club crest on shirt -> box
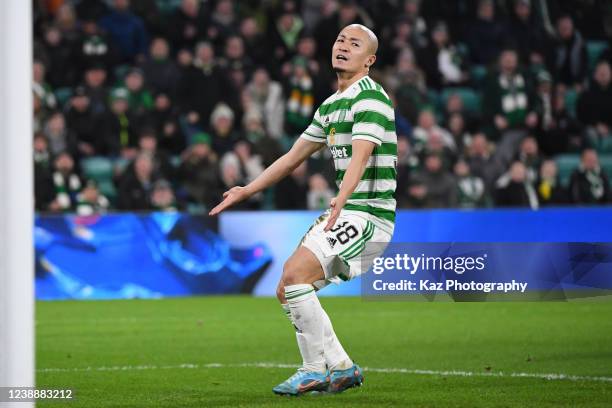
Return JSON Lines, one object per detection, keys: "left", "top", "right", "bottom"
{"left": 329, "top": 127, "right": 336, "bottom": 145}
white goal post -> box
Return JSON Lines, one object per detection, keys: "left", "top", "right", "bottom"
{"left": 0, "top": 1, "right": 34, "bottom": 407}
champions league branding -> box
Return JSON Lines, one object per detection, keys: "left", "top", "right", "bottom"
{"left": 361, "top": 243, "right": 612, "bottom": 301}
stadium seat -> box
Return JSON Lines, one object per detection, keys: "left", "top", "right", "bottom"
{"left": 586, "top": 41, "right": 608, "bottom": 72}
{"left": 81, "top": 156, "right": 114, "bottom": 181}
{"left": 54, "top": 87, "right": 73, "bottom": 107}
{"left": 555, "top": 154, "right": 580, "bottom": 186}
{"left": 441, "top": 87, "right": 482, "bottom": 114}
{"left": 564, "top": 88, "right": 578, "bottom": 118}
{"left": 470, "top": 65, "right": 488, "bottom": 88}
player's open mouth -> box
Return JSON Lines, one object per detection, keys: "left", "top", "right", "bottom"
{"left": 336, "top": 55, "right": 348, "bottom": 61}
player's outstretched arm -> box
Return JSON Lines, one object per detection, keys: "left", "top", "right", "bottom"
{"left": 324, "top": 139, "right": 376, "bottom": 231}
{"left": 209, "top": 138, "right": 325, "bottom": 215}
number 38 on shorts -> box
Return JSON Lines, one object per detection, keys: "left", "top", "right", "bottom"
{"left": 301, "top": 211, "right": 392, "bottom": 282}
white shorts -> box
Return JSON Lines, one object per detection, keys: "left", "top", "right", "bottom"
{"left": 301, "top": 210, "right": 393, "bottom": 287}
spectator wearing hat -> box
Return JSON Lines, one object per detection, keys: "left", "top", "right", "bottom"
{"left": 48, "top": 152, "right": 83, "bottom": 212}
{"left": 150, "top": 179, "right": 181, "bottom": 212}
{"left": 210, "top": 103, "right": 241, "bottom": 156}
{"left": 99, "top": 0, "right": 149, "bottom": 63}
{"left": 569, "top": 149, "right": 611, "bottom": 204}
{"left": 66, "top": 86, "right": 104, "bottom": 158}
{"left": 550, "top": 15, "right": 588, "bottom": 90}
{"left": 577, "top": 61, "right": 612, "bottom": 154}
{"left": 417, "top": 21, "right": 468, "bottom": 90}
{"left": 178, "top": 132, "right": 221, "bottom": 209}
{"left": 100, "top": 87, "right": 141, "bottom": 156}
{"left": 123, "top": 68, "right": 154, "bottom": 114}
{"left": 117, "top": 152, "right": 158, "bottom": 210}
{"left": 139, "top": 37, "right": 181, "bottom": 95}
{"left": 76, "top": 180, "right": 110, "bottom": 215}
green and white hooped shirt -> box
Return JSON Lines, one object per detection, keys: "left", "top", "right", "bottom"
{"left": 300, "top": 76, "right": 398, "bottom": 235}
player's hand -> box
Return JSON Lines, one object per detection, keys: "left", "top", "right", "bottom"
{"left": 208, "top": 186, "right": 250, "bottom": 216}
{"left": 324, "top": 195, "right": 347, "bottom": 232}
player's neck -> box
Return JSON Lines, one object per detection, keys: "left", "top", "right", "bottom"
{"left": 336, "top": 71, "right": 368, "bottom": 93}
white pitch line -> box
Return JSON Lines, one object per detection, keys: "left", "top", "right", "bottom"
{"left": 36, "top": 362, "right": 612, "bottom": 383}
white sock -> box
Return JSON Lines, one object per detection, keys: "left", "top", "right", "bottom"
{"left": 284, "top": 284, "right": 326, "bottom": 373}
{"left": 281, "top": 303, "right": 352, "bottom": 371}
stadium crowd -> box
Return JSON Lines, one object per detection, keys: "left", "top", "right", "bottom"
{"left": 32, "top": 0, "right": 612, "bottom": 214}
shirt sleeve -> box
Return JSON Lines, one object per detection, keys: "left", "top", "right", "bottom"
{"left": 299, "top": 109, "right": 327, "bottom": 144}
{"left": 351, "top": 94, "right": 395, "bottom": 146}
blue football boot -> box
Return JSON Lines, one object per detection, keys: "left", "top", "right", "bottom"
{"left": 328, "top": 364, "right": 364, "bottom": 393}
{"left": 272, "top": 368, "right": 330, "bottom": 396}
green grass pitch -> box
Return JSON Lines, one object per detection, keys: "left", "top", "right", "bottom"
{"left": 37, "top": 297, "right": 612, "bottom": 407}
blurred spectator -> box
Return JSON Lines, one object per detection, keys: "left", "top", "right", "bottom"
{"left": 83, "top": 63, "right": 110, "bottom": 115}
{"left": 483, "top": 49, "right": 538, "bottom": 141}
{"left": 210, "top": 103, "right": 241, "bottom": 156}
{"left": 99, "top": 0, "right": 148, "bottom": 63}
{"left": 140, "top": 37, "right": 180, "bottom": 95}
{"left": 399, "top": 0, "right": 427, "bottom": 47}
{"left": 99, "top": 87, "right": 141, "bottom": 157}
{"left": 535, "top": 72, "right": 583, "bottom": 155}
{"left": 448, "top": 113, "right": 472, "bottom": 154}
{"left": 34, "top": 134, "right": 55, "bottom": 211}
{"left": 550, "top": 15, "right": 588, "bottom": 90}
{"left": 49, "top": 152, "right": 82, "bottom": 212}
{"left": 208, "top": 0, "right": 238, "bottom": 48}
{"left": 515, "top": 136, "right": 541, "bottom": 183}
{"left": 74, "top": 17, "right": 117, "bottom": 75}
{"left": 495, "top": 161, "right": 538, "bottom": 208}
{"left": 409, "top": 154, "right": 457, "bottom": 208}
{"left": 150, "top": 179, "right": 180, "bottom": 211}
{"left": 268, "top": 7, "right": 305, "bottom": 65}
{"left": 43, "top": 111, "right": 78, "bottom": 158}
{"left": 150, "top": 92, "right": 185, "bottom": 155}
{"left": 412, "top": 109, "right": 456, "bottom": 156}
{"left": 220, "top": 35, "right": 253, "bottom": 80}
{"left": 466, "top": 0, "right": 506, "bottom": 65}
{"left": 76, "top": 180, "right": 110, "bottom": 215}
{"left": 41, "top": 24, "right": 77, "bottom": 87}
{"left": 465, "top": 132, "right": 501, "bottom": 186}
{"left": 569, "top": 149, "right": 610, "bottom": 204}
{"left": 166, "top": 0, "right": 209, "bottom": 51}
{"left": 245, "top": 68, "right": 285, "bottom": 139}
{"left": 137, "top": 129, "right": 174, "bottom": 180}
{"left": 395, "top": 136, "right": 420, "bottom": 207}
{"left": 389, "top": 48, "right": 428, "bottom": 124}
{"left": 117, "top": 153, "right": 157, "bottom": 210}
{"left": 177, "top": 42, "right": 235, "bottom": 129}
{"left": 54, "top": 3, "right": 80, "bottom": 43}
{"left": 240, "top": 17, "right": 267, "bottom": 67}
{"left": 577, "top": 61, "right": 612, "bottom": 154}
{"left": 33, "top": 60, "right": 57, "bottom": 113}
{"left": 178, "top": 133, "right": 221, "bottom": 209}
{"left": 504, "top": 0, "right": 548, "bottom": 64}
{"left": 275, "top": 161, "right": 308, "bottom": 209}
{"left": 65, "top": 86, "right": 103, "bottom": 158}
{"left": 454, "top": 159, "right": 487, "bottom": 208}
{"left": 307, "top": 173, "right": 335, "bottom": 210}
{"left": 536, "top": 159, "right": 567, "bottom": 206}
{"left": 220, "top": 141, "right": 264, "bottom": 192}
{"left": 122, "top": 68, "right": 154, "bottom": 115}
{"left": 285, "top": 57, "right": 315, "bottom": 136}
{"left": 418, "top": 21, "right": 468, "bottom": 90}
{"left": 380, "top": 17, "right": 424, "bottom": 67}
